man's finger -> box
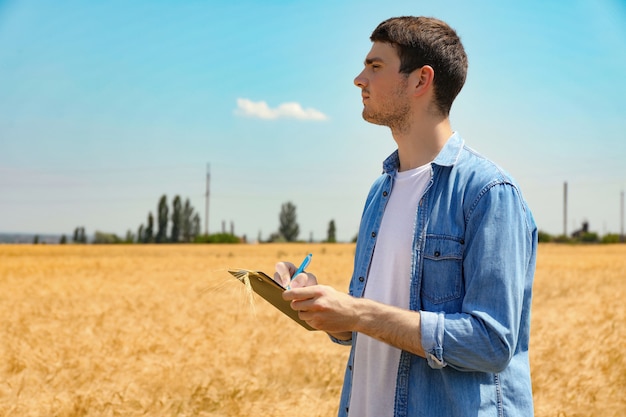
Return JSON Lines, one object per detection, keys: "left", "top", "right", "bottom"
{"left": 289, "top": 273, "right": 309, "bottom": 288}
{"left": 273, "top": 262, "right": 293, "bottom": 287}
{"left": 282, "top": 285, "right": 319, "bottom": 301}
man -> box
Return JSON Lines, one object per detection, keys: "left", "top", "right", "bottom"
{"left": 275, "top": 16, "right": 537, "bottom": 417}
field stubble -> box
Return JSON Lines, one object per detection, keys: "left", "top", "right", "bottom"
{"left": 0, "top": 243, "right": 624, "bottom": 416}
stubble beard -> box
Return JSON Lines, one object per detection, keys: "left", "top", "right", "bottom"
{"left": 362, "top": 103, "right": 411, "bottom": 133}
{"left": 361, "top": 78, "right": 411, "bottom": 133}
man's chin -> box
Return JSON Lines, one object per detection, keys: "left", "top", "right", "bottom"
{"left": 362, "top": 112, "right": 384, "bottom": 126}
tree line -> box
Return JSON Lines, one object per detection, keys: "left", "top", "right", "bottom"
{"left": 39, "top": 202, "right": 624, "bottom": 244}
{"left": 54, "top": 198, "right": 341, "bottom": 244}
{"left": 135, "top": 195, "right": 201, "bottom": 243}
{"left": 62, "top": 195, "right": 202, "bottom": 244}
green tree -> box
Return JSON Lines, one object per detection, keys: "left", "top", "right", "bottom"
{"left": 327, "top": 219, "right": 337, "bottom": 243}
{"left": 137, "top": 224, "right": 144, "bottom": 244}
{"left": 73, "top": 227, "right": 87, "bottom": 244}
{"left": 182, "top": 199, "right": 195, "bottom": 242}
{"left": 171, "top": 195, "right": 182, "bottom": 243}
{"left": 59, "top": 235, "right": 67, "bottom": 244}
{"left": 191, "top": 213, "right": 201, "bottom": 240}
{"left": 156, "top": 195, "right": 169, "bottom": 243}
{"left": 144, "top": 212, "right": 154, "bottom": 243}
{"left": 278, "top": 201, "right": 299, "bottom": 242}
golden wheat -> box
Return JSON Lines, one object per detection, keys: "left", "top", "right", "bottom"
{"left": 0, "top": 243, "right": 624, "bottom": 416}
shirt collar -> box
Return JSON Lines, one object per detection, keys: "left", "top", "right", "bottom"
{"left": 382, "top": 132, "right": 464, "bottom": 174}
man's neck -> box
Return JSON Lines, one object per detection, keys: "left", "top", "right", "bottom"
{"left": 391, "top": 117, "right": 452, "bottom": 172}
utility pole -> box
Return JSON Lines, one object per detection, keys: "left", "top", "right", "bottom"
{"left": 563, "top": 181, "right": 568, "bottom": 237}
{"left": 205, "top": 163, "right": 210, "bottom": 236}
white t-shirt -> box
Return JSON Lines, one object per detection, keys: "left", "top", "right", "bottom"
{"left": 349, "top": 163, "right": 432, "bottom": 417}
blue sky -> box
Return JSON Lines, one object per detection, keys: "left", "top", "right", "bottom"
{"left": 1, "top": 0, "right": 625, "bottom": 242}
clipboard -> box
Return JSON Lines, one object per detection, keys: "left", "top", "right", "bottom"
{"left": 228, "top": 269, "right": 316, "bottom": 331}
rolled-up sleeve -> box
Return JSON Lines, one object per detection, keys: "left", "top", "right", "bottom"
{"left": 420, "top": 310, "right": 447, "bottom": 369}
{"left": 329, "top": 333, "right": 353, "bottom": 346}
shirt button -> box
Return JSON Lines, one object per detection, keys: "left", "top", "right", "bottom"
{"left": 434, "top": 251, "right": 441, "bottom": 257}
{"left": 382, "top": 191, "right": 388, "bottom": 197}
{"left": 371, "top": 232, "right": 376, "bottom": 238}
{"left": 358, "top": 276, "right": 364, "bottom": 282}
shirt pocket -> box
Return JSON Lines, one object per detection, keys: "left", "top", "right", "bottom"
{"left": 421, "top": 236, "right": 464, "bottom": 304}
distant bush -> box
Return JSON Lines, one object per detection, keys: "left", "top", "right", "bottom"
{"left": 552, "top": 234, "right": 571, "bottom": 243}
{"left": 579, "top": 232, "right": 599, "bottom": 243}
{"left": 93, "top": 231, "right": 123, "bottom": 244}
{"left": 266, "top": 232, "right": 286, "bottom": 243}
{"left": 194, "top": 233, "right": 241, "bottom": 244}
{"left": 601, "top": 233, "right": 621, "bottom": 244}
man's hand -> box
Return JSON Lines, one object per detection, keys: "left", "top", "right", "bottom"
{"left": 274, "top": 261, "right": 352, "bottom": 340}
{"left": 282, "top": 284, "right": 359, "bottom": 336}
{"left": 274, "top": 262, "right": 423, "bottom": 353}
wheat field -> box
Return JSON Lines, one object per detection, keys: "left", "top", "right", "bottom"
{"left": 0, "top": 243, "right": 624, "bottom": 417}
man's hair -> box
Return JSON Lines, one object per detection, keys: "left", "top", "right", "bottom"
{"left": 370, "top": 16, "right": 468, "bottom": 116}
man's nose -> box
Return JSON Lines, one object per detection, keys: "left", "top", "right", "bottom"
{"left": 354, "top": 70, "right": 367, "bottom": 88}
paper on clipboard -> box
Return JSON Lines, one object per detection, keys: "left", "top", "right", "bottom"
{"left": 228, "top": 269, "right": 316, "bottom": 331}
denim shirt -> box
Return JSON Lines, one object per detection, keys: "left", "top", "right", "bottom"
{"left": 334, "top": 133, "right": 537, "bottom": 417}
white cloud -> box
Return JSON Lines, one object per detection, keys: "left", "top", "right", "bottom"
{"left": 235, "top": 98, "right": 328, "bottom": 121}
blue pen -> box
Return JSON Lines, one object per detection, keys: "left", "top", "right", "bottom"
{"left": 287, "top": 253, "right": 312, "bottom": 290}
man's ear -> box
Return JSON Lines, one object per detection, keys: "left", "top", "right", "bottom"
{"left": 409, "top": 65, "right": 435, "bottom": 97}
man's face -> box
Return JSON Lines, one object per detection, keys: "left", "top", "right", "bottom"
{"left": 354, "top": 42, "right": 410, "bottom": 129}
